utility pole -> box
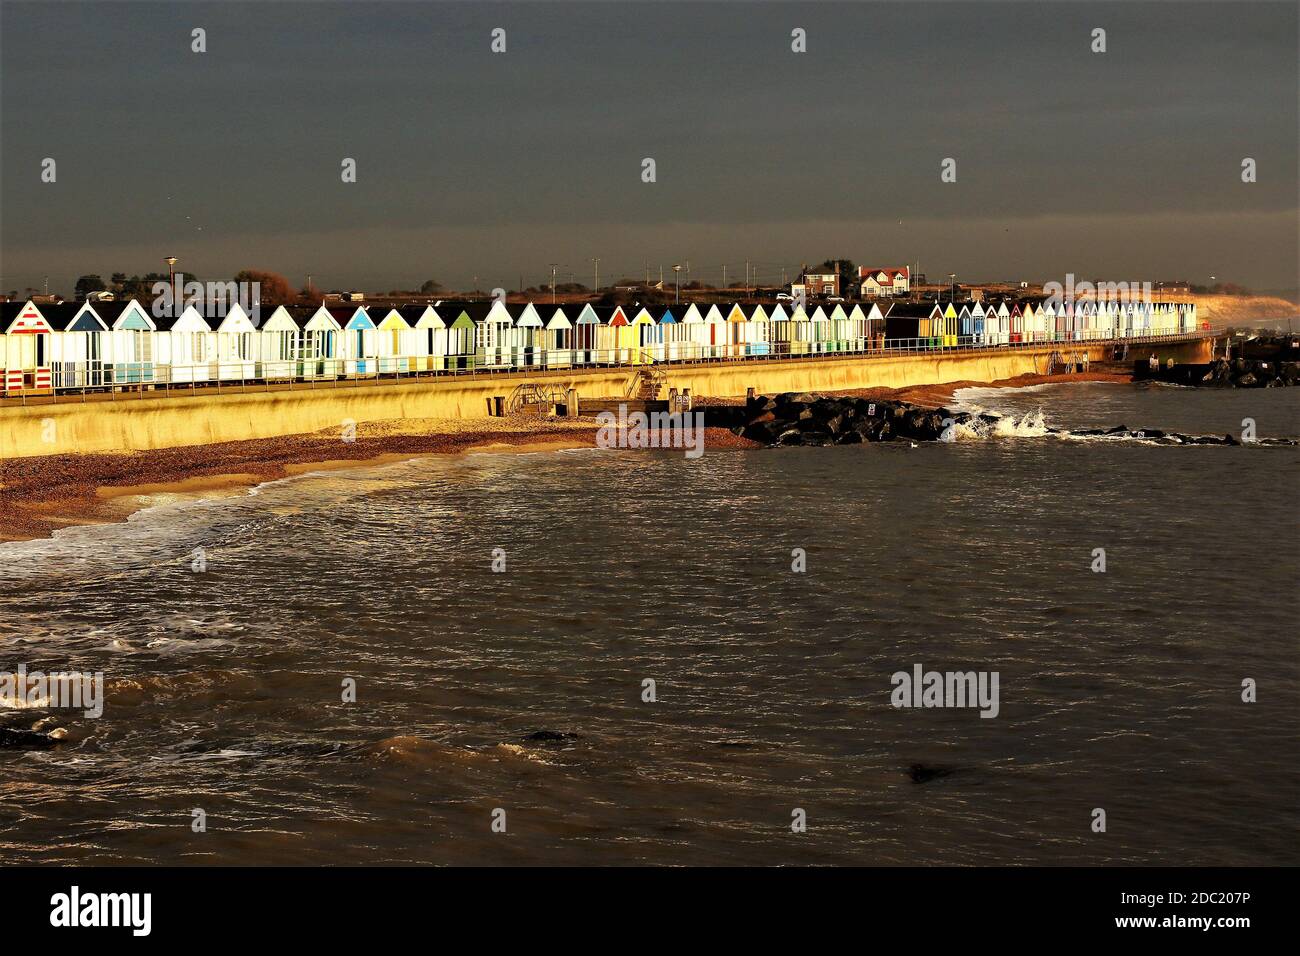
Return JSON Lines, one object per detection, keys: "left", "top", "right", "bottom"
{"left": 550, "top": 263, "right": 557, "bottom": 304}
{"left": 722, "top": 264, "right": 727, "bottom": 289}
{"left": 745, "top": 260, "right": 750, "bottom": 297}
{"left": 592, "top": 258, "right": 600, "bottom": 295}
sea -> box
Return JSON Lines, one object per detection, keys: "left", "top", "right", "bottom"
{"left": 1, "top": 381, "right": 1296, "bottom": 865}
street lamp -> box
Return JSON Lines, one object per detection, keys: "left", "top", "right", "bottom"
{"left": 164, "top": 257, "right": 179, "bottom": 317}
{"left": 672, "top": 264, "right": 682, "bottom": 305}
{"left": 948, "top": 273, "right": 956, "bottom": 302}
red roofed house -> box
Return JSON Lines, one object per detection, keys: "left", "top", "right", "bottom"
{"left": 859, "top": 266, "right": 911, "bottom": 298}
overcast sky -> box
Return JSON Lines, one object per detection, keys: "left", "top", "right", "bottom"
{"left": 2, "top": 0, "right": 1296, "bottom": 295}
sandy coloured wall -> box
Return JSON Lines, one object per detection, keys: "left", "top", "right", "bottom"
{"left": 0, "top": 339, "right": 1212, "bottom": 459}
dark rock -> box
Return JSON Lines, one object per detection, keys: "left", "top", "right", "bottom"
{"left": 0, "top": 727, "right": 60, "bottom": 749}
{"left": 909, "top": 763, "right": 956, "bottom": 784}
{"left": 524, "top": 730, "right": 580, "bottom": 744}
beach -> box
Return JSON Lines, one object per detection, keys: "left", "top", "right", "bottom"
{"left": 0, "top": 370, "right": 1126, "bottom": 543}
{"left": 0, "top": 414, "right": 764, "bottom": 543}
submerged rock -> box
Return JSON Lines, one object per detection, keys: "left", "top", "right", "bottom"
{"left": 909, "top": 763, "right": 957, "bottom": 784}
{"left": 523, "top": 730, "right": 580, "bottom": 745}
{"left": 0, "top": 726, "right": 61, "bottom": 749}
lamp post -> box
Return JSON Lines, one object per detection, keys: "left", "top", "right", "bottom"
{"left": 165, "top": 257, "right": 179, "bottom": 317}
{"left": 672, "top": 264, "right": 682, "bottom": 305}
{"left": 948, "top": 273, "right": 956, "bottom": 303}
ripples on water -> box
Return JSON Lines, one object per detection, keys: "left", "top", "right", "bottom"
{"left": 1, "top": 385, "right": 1297, "bottom": 865}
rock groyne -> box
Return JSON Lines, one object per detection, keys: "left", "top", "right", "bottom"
{"left": 706, "top": 392, "right": 1296, "bottom": 447}
{"left": 1135, "top": 357, "right": 1299, "bottom": 388}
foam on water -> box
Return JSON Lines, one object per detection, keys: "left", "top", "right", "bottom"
{"left": 941, "top": 409, "right": 1051, "bottom": 441}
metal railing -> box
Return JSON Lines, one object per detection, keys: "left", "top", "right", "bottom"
{"left": 0, "top": 330, "right": 1211, "bottom": 407}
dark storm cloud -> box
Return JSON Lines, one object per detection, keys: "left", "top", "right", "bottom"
{"left": 1, "top": 1, "right": 1296, "bottom": 293}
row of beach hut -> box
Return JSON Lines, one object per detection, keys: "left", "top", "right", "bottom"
{"left": 1, "top": 297, "right": 1197, "bottom": 394}
{"left": 884, "top": 299, "right": 1198, "bottom": 348}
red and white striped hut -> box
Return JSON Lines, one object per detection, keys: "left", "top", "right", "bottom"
{"left": 1, "top": 300, "right": 54, "bottom": 393}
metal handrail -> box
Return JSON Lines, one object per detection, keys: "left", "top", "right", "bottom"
{"left": 0, "top": 330, "right": 1213, "bottom": 407}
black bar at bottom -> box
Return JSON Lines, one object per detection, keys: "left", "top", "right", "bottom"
{"left": 0, "top": 866, "right": 1280, "bottom": 942}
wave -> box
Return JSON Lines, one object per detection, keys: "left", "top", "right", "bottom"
{"left": 941, "top": 409, "right": 1051, "bottom": 441}
{"left": 937, "top": 403, "right": 1297, "bottom": 447}
{"left": 952, "top": 380, "right": 1127, "bottom": 413}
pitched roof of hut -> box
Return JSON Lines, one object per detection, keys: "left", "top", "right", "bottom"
{"left": 27, "top": 302, "right": 80, "bottom": 329}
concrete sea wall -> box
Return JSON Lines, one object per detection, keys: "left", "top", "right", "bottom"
{"left": 0, "top": 339, "right": 1213, "bottom": 459}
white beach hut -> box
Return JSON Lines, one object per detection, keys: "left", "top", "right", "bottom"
{"left": 395, "top": 305, "right": 441, "bottom": 371}
{"left": 571, "top": 303, "right": 600, "bottom": 365}
{"left": 215, "top": 303, "right": 258, "bottom": 380}
{"left": 543, "top": 305, "right": 573, "bottom": 367}
{"left": 300, "top": 306, "right": 343, "bottom": 379}
{"left": 259, "top": 305, "right": 303, "bottom": 380}
{"left": 513, "top": 302, "right": 546, "bottom": 367}
{"left": 49, "top": 302, "right": 110, "bottom": 388}
{"left": 703, "top": 304, "right": 727, "bottom": 359}
{"left": 677, "top": 303, "right": 708, "bottom": 359}
{"left": 476, "top": 300, "right": 514, "bottom": 368}
{"left": 156, "top": 304, "right": 217, "bottom": 383}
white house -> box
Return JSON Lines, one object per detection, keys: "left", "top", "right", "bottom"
{"left": 859, "top": 266, "right": 910, "bottom": 298}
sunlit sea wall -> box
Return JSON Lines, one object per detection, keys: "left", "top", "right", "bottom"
{"left": 0, "top": 340, "right": 1213, "bottom": 459}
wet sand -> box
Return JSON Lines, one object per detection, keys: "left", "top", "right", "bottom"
{"left": 0, "top": 415, "right": 758, "bottom": 543}
{"left": 1, "top": 372, "right": 1123, "bottom": 543}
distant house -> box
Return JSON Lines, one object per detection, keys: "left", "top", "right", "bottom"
{"left": 801, "top": 270, "right": 839, "bottom": 298}
{"left": 858, "top": 266, "right": 910, "bottom": 298}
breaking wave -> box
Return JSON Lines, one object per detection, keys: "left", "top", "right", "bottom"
{"left": 940, "top": 409, "right": 1050, "bottom": 441}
